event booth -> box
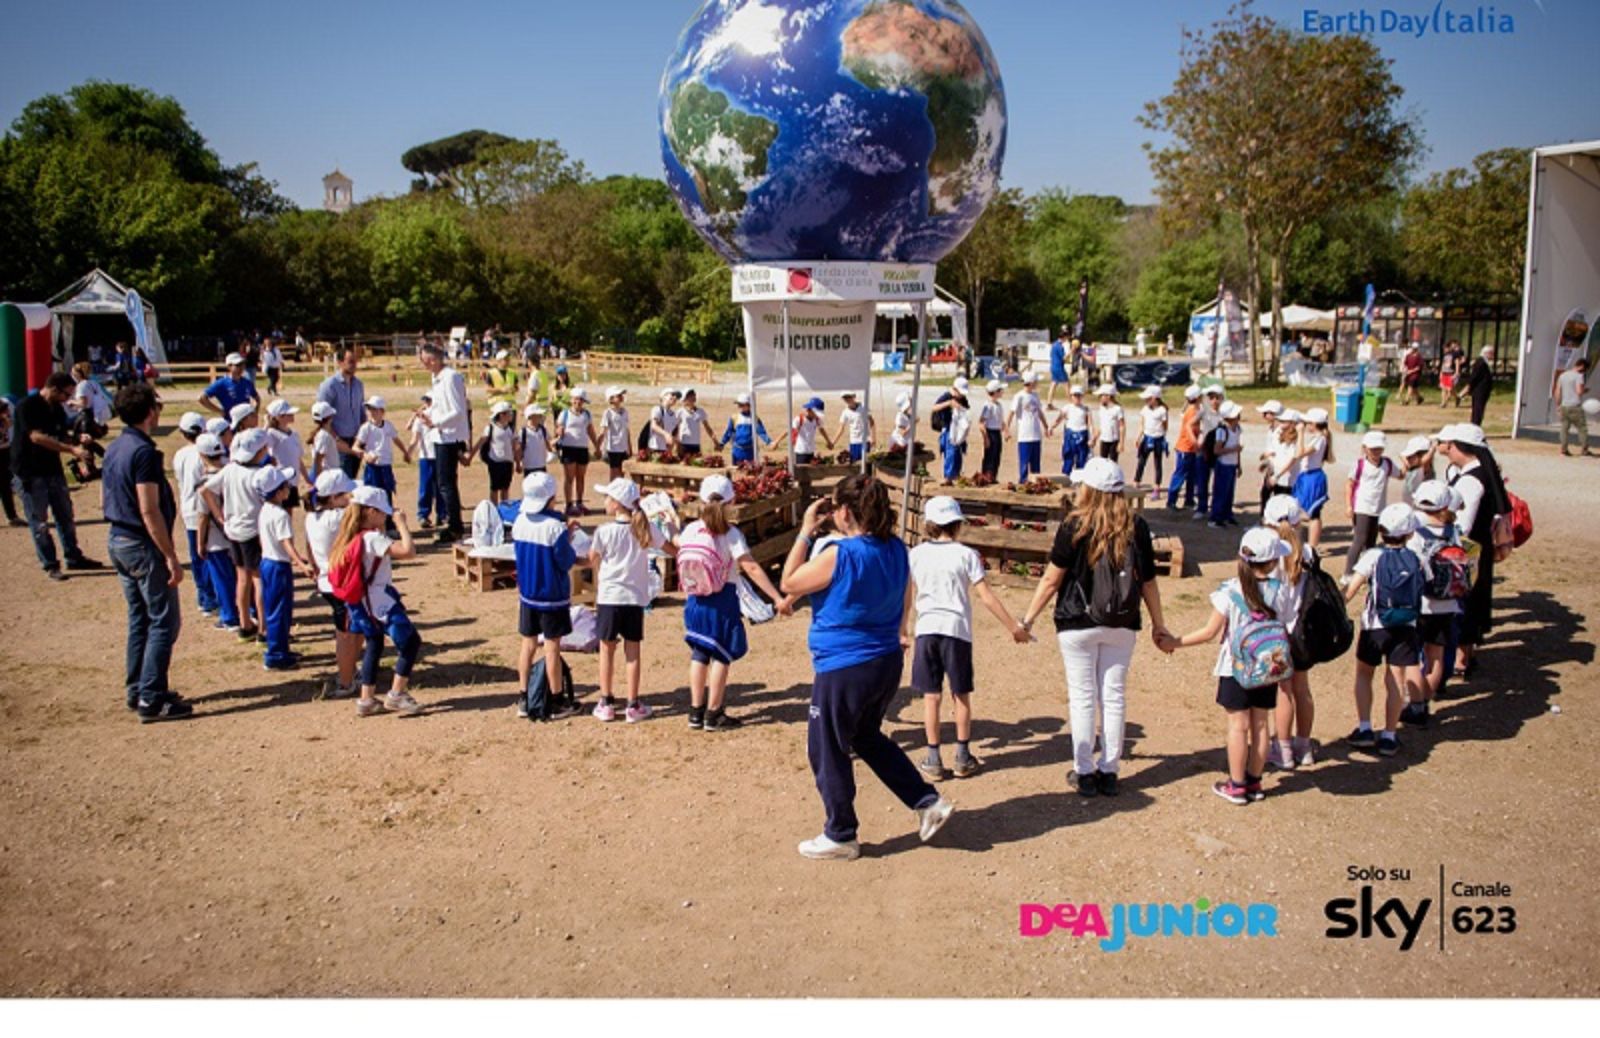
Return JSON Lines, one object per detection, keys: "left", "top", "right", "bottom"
{"left": 1513, "top": 141, "right": 1600, "bottom": 439}
{"left": 47, "top": 268, "right": 169, "bottom": 369}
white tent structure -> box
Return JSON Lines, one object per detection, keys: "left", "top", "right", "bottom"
{"left": 47, "top": 269, "right": 168, "bottom": 368}
{"left": 1513, "top": 141, "right": 1600, "bottom": 439}
{"left": 1259, "top": 304, "right": 1335, "bottom": 333}
{"left": 878, "top": 285, "right": 968, "bottom": 347}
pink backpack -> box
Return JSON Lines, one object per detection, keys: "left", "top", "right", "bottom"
{"left": 677, "top": 524, "right": 731, "bottom": 597}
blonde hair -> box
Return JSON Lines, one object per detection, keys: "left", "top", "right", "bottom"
{"left": 1069, "top": 486, "right": 1134, "bottom": 568}
{"left": 700, "top": 499, "right": 730, "bottom": 537}
{"left": 1276, "top": 520, "right": 1304, "bottom": 585}
{"left": 329, "top": 504, "right": 379, "bottom": 562}
{"left": 628, "top": 505, "right": 652, "bottom": 551}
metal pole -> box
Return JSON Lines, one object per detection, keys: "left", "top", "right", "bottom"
{"left": 783, "top": 301, "right": 796, "bottom": 479}
{"left": 901, "top": 301, "right": 927, "bottom": 537}
{"left": 861, "top": 348, "right": 871, "bottom": 476}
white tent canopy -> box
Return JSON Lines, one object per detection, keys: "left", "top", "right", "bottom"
{"left": 877, "top": 285, "right": 968, "bottom": 347}
{"left": 1261, "top": 304, "right": 1335, "bottom": 333}
{"left": 47, "top": 268, "right": 168, "bottom": 367}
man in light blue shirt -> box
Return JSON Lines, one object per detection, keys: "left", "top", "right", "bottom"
{"left": 315, "top": 346, "right": 366, "bottom": 478}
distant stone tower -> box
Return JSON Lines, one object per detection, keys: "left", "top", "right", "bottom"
{"left": 322, "top": 169, "right": 353, "bottom": 214}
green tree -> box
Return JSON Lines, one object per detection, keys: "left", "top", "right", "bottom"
{"left": 365, "top": 197, "right": 481, "bottom": 327}
{"left": 1025, "top": 190, "right": 1128, "bottom": 339}
{"left": 1129, "top": 234, "right": 1225, "bottom": 342}
{"left": 1401, "top": 147, "right": 1528, "bottom": 297}
{"left": 454, "top": 139, "right": 588, "bottom": 209}
{"left": 401, "top": 130, "right": 514, "bottom": 194}
{"left": 944, "top": 186, "right": 1025, "bottom": 351}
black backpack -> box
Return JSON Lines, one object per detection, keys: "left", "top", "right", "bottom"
{"left": 524, "top": 656, "right": 577, "bottom": 722}
{"left": 930, "top": 393, "right": 952, "bottom": 433}
{"left": 1291, "top": 554, "right": 1354, "bottom": 668}
{"left": 1053, "top": 536, "right": 1142, "bottom": 629}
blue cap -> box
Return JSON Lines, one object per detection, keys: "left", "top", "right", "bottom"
{"left": 804, "top": 397, "right": 825, "bottom": 412}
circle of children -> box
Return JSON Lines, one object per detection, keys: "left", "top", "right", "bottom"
{"left": 158, "top": 362, "right": 1514, "bottom": 856}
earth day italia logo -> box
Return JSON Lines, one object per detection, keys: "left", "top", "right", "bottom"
{"left": 1302, "top": 3, "right": 1520, "bottom": 37}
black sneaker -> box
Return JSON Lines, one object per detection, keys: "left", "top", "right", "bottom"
{"left": 1400, "top": 702, "right": 1430, "bottom": 728}
{"left": 263, "top": 653, "right": 302, "bottom": 672}
{"left": 236, "top": 626, "right": 259, "bottom": 643}
{"left": 687, "top": 706, "right": 706, "bottom": 730}
{"left": 703, "top": 709, "right": 743, "bottom": 731}
{"left": 1097, "top": 771, "right": 1119, "bottom": 797}
{"left": 1346, "top": 726, "right": 1378, "bottom": 749}
{"left": 125, "top": 691, "right": 139, "bottom": 711}
{"left": 138, "top": 694, "right": 194, "bottom": 724}
{"left": 1377, "top": 733, "right": 1400, "bottom": 757}
{"left": 65, "top": 556, "right": 104, "bottom": 571}
{"left": 47, "top": 567, "right": 67, "bottom": 582}
{"left": 1076, "top": 772, "right": 1099, "bottom": 797}
{"left": 547, "top": 696, "right": 584, "bottom": 721}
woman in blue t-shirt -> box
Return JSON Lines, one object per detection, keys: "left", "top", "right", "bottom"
{"left": 780, "top": 474, "right": 954, "bottom": 861}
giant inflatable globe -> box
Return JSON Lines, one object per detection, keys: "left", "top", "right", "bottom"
{"left": 660, "top": 0, "right": 1007, "bottom": 265}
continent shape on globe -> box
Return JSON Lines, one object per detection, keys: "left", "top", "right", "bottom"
{"left": 660, "top": 0, "right": 1007, "bottom": 266}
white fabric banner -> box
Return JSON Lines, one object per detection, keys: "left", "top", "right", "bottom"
{"left": 1283, "top": 355, "right": 1379, "bottom": 389}
{"left": 733, "top": 262, "right": 936, "bottom": 303}
{"left": 744, "top": 300, "right": 876, "bottom": 393}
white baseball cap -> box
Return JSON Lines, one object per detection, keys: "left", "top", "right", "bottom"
{"left": 1069, "top": 385, "right": 1085, "bottom": 396}
{"left": 1379, "top": 502, "right": 1420, "bottom": 537}
{"left": 310, "top": 401, "right": 337, "bottom": 421}
{"left": 494, "top": 349, "right": 510, "bottom": 361}
{"left": 570, "top": 387, "right": 589, "bottom": 401}
{"left": 986, "top": 379, "right": 1005, "bottom": 395}
{"left": 229, "top": 402, "right": 257, "bottom": 429}
{"left": 952, "top": 377, "right": 970, "bottom": 393}
{"left": 1403, "top": 435, "right": 1432, "bottom": 457}
{"left": 1141, "top": 386, "right": 1162, "bottom": 400}
{"left": 1445, "top": 423, "right": 1486, "bottom": 448}
{"left": 196, "top": 432, "right": 226, "bottom": 458}
{"left": 736, "top": 392, "right": 752, "bottom": 405}
{"left": 1239, "top": 527, "right": 1291, "bottom": 563}
{"left": 1204, "top": 385, "right": 1225, "bottom": 397}
{"left": 607, "top": 385, "right": 627, "bottom": 400}
{"left": 230, "top": 428, "right": 269, "bottom": 462}
{"left": 1304, "top": 408, "right": 1329, "bottom": 425}
{"left": 1413, "top": 480, "right": 1453, "bottom": 512}
{"left": 1277, "top": 408, "right": 1303, "bottom": 424}
{"left": 251, "top": 465, "right": 296, "bottom": 497}
{"left": 490, "top": 400, "right": 514, "bottom": 418}
{"left": 1097, "top": 385, "right": 1117, "bottom": 398}
{"left": 205, "top": 417, "right": 230, "bottom": 437}
{"left": 315, "top": 469, "right": 358, "bottom": 497}
{"left": 351, "top": 485, "right": 392, "bottom": 515}
{"left": 699, "top": 473, "right": 736, "bottom": 504}
{"left": 1256, "top": 400, "right": 1284, "bottom": 416}
{"left": 1263, "top": 496, "right": 1305, "bottom": 526}
{"left": 923, "top": 496, "right": 966, "bottom": 527}
{"left": 1022, "top": 370, "right": 1040, "bottom": 383}
{"left": 1221, "top": 402, "right": 1243, "bottom": 420}
{"left": 266, "top": 399, "right": 299, "bottom": 418}
{"left": 594, "top": 478, "right": 641, "bottom": 510}
{"left": 225, "top": 352, "right": 245, "bottom": 367}
{"left": 1362, "top": 431, "right": 1388, "bottom": 451}
{"left": 524, "top": 403, "right": 543, "bottom": 417}
{"left": 895, "top": 392, "right": 912, "bottom": 409}
{"left": 521, "top": 471, "right": 558, "bottom": 510}
{"left": 1070, "top": 457, "right": 1125, "bottom": 493}
{"left": 178, "top": 411, "right": 206, "bottom": 434}
{"left": 1184, "top": 385, "right": 1202, "bottom": 401}
{"left": 364, "top": 395, "right": 387, "bottom": 410}
{"left": 660, "top": 387, "right": 681, "bottom": 400}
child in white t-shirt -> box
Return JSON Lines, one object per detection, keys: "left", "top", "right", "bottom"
{"left": 599, "top": 389, "right": 632, "bottom": 478}
{"left": 1094, "top": 386, "right": 1125, "bottom": 460}
{"left": 1008, "top": 375, "right": 1045, "bottom": 478}
{"left": 792, "top": 398, "right": 833, "bottom": 464}
{"left": 978, "top": 381, "right": 1006, "bottom": 480}
{"left": 587, "top": 478, "right": 675, "bottom": 724}
{"left": 1134, "top": 387, "right": 1169, "bottom": 487}
{"left": 256, "top": 466, "right": 315, "bottom": 672}
{"left": 904, "top": 497, "right": 1028, "bottom": 779}
{"left": 518, "top": 405, "right": 552, "bottom": 473}
{"left": 837, "top": 392, "right": 874, "bottom": 462}
{"left": 354, "top": 397, "right": 411, "bottom": 508}
{"left": 306, "top": 469, "right": 360, "bottom": 698}
{"left": 1343, "top": 504, "right": 1430, "bottom": 758}
{"left": 1344, "top": 430, "right": 1402, "bottom": 575}
{"left": 890, "top": 393, "right": 914, "bottom": 450}
{"left": 471, "top": 401, "right": 518, "bottom": 504}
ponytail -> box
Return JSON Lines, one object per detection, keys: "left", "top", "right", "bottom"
{"left": 834, "top": 473, "right": 896, "bottom": 540}
{"left": 1235, "top": 558, "right": 1276, "bottom": 616}
{"left": 628, "top": 506, "right": 653, "bottom": 551}
{"left": 700, "top": 499, "right": 730, "bottom": 537}
{"left": 1276, "top": 520, "right": 1304, "bottom": 585}
{"left": 329, "top": 505, "right": 371, "bottom": 564}
{"left": 1318, "top": 423, "right": 1335, "bottom": 464}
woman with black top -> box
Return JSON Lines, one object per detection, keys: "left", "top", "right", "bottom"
{"left": 1439, "top": 423, "right": 1510, "bottom": 676}
{"left": 1019, "top": 457, "right": 1172, "bottom": 797}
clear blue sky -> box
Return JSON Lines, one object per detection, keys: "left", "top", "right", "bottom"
{"left": 3, "top": 0, "right": 1596, "bottom": 208}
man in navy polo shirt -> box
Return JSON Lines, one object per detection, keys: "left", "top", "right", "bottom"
{"left": 103, "top": 381, "right": 192, "bottom": 723}
{"left": 198, "top": 352, "right": 259, "bottom": 418}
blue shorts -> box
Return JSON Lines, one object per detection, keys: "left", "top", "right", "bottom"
{"left": 849, "top": 443, "right": 865, "bottom": 462}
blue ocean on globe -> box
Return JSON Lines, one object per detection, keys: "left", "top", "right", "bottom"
{"left": 659, "top": 0, "right": 1007, "bottom": 266}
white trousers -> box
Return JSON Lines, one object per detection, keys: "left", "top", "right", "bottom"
{"left": 1056, "top": 626, "right": 1137, "bottom": 775}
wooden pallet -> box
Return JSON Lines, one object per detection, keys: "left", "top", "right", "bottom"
{"left": 451, "top": 543, "right": 598, "bottom": 601}
{"left": 1152, "top": 535, "right": 1187, "bottom": 579}
{"left": 624, "top": 458, "right": 733, "bottom": 497}
{"left": 678, "top": 486, "right": 801, "bottom": 541}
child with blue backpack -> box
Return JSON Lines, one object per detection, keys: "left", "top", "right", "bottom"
{"left": 512, "top": 471, "right": 582, "bottom": 720}
{"left": 674, "top": 474, "right": 789, "bottom": 731}
{"left": 1407, "top": 481, "right": 1471, "bottom": 719}
{"left": 1342, "top": 503, "right": 1430, "bottom": 755}
{"left": 1162, "top": 527, "right": 1294, "bottom": 804}
{"left": 720, "top": 393, "right": 771, "bottom": 465}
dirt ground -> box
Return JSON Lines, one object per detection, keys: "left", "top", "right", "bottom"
{"left": 1, "top": 373, "right": 1596, "bottom": 997}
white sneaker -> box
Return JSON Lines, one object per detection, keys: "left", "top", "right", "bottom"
{"left": 384, "top": 691, "right": 423, "bottom": 716}
{"left": 798, "top": 834, "right": 861, "bottom": 861}
{"left": 917, "top": 797, "right": 954, "bottom": 842}
{"left": 593, "top": 699, "right": 617, "bottom": 722}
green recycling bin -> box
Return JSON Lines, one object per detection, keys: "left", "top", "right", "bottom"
{"left": 1360, "top": 388, "right": 1390, "bottom": 426}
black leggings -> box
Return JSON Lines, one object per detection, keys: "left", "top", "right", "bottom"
{"left": 0, "top": 453, "right": 15, "bottom": 520}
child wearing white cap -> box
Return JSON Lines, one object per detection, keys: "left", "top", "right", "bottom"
{"left": 173, "top": 412, "right": 221, "bottom": 616}
{"left": 905, "top": 497, "right": 1030, "bottom": 779}
{"left": 1345, "top": 430, "right": 1401, "bottom": 574}
{"left": 257, "top": 466, "right": 315, "bottom": 671}
{"left": 1134, "top": 387, "right": 1169, "bottom": 488}
{"left": 556, "top": 388, "right": 602, "bottom": 516}
{"left": 517, "top": 404, "right": 552, "bottom": 475}
{"left": 329, "top": 485, "right": 423, "bottom": 717}
{"left": 309, "top": 401, "right": 343, "bottom": 496}
{"left": 1048, "top": 385, "right": 1090, "bottom": 477}
{"left": 1399, "top": 435, "right": 1436, "bottom": 509}
{"left": 354, "top": 397, "right": 411, "bottom": 509}
{"left": 192, "top": 433, "right": 240, "bottom": 630}
{"left": 1207, "top": 402, "right": 1244, "bottom": 527}
{"left": 306, "top": 469, "right": 361, "bottom": 698}
{"left": 1341, "top": 503, "right": 1428, "bottom": 756}
{"left": 889, "top": 392, "right": 914, "bottom": 452}
{"left": 647, "top": 388, "right": 681, "bottom": 455}
{"left": 265, "top": 399, "right": 306, "bottom": 499}
{"left": 587, "top": 478, "right": 672, "bottom": 724}
{"left": 471, "top": 401, "right": 518, "bottom": 505}
{"left": 512, "top": 472, "right": 583, "bottom": 718}
{"left": 721, "top": 393, "right": 772, "bottom": 465}
{"left": 674, "top": 474, "right": 788, "bottom": 730}
{"left": 1292, "top": 408, "right": 1334, "bottom": 549}
{"left": 1406, "top": 482, "right": 1468, "bottom": 719}
{"left": 1007, "top": 374, "right": 1046, "bottom": 478}
{"left": 930, "top": 381, "right": 972, "bottom": 482}
{"left": 676, "top": 389, "right": 715, "bottom": 458}
{"left": 202, "top": 428, "right": 273, "bottom": 641}
{"left": 1261, "top": 496, "right": 1318, "bottom": 769}
{"left": 1163, "top": 527, "right": 1294, "bottom": 804}
{"left": 1093, "top": 386, "right": 1125, "bottom": 462}
{"left": 836, "top": 392, "right": 874, "bottom": 462}
{"left": 407, "top": 394, "right": 440, "bottom": 527}
{"left": 597, "top": 388, "right": 631, "bottom": 476}
{"left": 977, "top": 380, "right": 1006, "bottom": 479}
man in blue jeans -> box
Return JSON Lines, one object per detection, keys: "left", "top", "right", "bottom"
{"left": 103, "top": 382, "right": 192, "bottom": 722}
{"left": 12, "top": 372, "right": 103, "bottom": 579}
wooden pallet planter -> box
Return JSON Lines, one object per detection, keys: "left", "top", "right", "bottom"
{"left": 451, "top": 544, "right": 597, "bottom": 601}
{"left": 679, "top": 486, "right": 802, "bottom": 541}
{"left": 746, "top": 526, "right": 801, "bottom": 569}
{"left": 1152, "top": 535, "right": 1187, "bottom": 579}
{"left": 623, "top": 458, "right": 733, "bottom": 496}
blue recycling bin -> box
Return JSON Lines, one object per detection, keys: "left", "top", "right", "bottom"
{"left": 884, "top": 351, "right": 906, "bottom": 373}
{"left": 1335, "top": 386, "right": 1362, "bottom": 426}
